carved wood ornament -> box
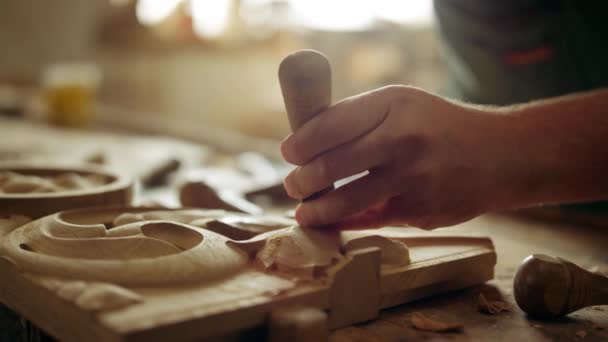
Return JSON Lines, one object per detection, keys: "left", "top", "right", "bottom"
{"left": 0, "top": 163, "right": 133, "bottom": 218}
{"left": 0, "top": 206, "right": 495, "bottom": 341}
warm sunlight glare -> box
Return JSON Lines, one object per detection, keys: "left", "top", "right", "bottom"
{"left": 136, "top": 0, "right": 182, "bottom": 26}
{"left": 135, "top": 0, "right": 433, "bottom": 34}
{"left": 190, "top": 0, "right": 232, "bottom": 38}
{"left": 288, "top": 0, "right": 433, "bottom": 30}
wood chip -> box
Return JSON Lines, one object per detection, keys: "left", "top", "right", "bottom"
{"left": 410, "top": 312, "right": 463, "bottom": 333}
{"left": 478, "top": 293, "right": 511, "bottom": 314}
{"left": 576, "top": 330, "right": 587, "bottom": 338}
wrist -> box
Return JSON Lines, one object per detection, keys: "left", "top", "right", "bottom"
{"left": 471, "top": 105, "right": 545, "bottom": 211}
{"left": 487, "top": 104, "right": 565, "bottom": 210}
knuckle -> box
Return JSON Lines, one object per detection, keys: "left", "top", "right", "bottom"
{"left": 367, "top": 130, "right": 389, "bottom": 152}
{"left": 416, "top": 219, "right": 437, "bottom": 230}
{"left": 308, "top": 201, "right": 329, "bottom": 226}
{"left": 381, "top": 84, "right": 408, "bottom": 96}
{"left": 284, "top": 171, "right": 303, "bottom": 199}
{"left": 390, "top": 134, "right": 429, "bottom": 164}
{"left": 289, "top": 137, "right": 308, "bottom": 165}
{"left": 383, "top": 85, "right": 416, "bottom": 106}
{"left": 314, "top": 156, "right": 333, "bottom": 183}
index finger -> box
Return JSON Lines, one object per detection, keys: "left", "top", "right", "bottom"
{"left": 281, "top": 86, "right": 399, "bottom": 165}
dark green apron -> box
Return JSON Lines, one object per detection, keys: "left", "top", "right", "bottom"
{"left": 434, "top": 0, "right": 608, "bottom": 215}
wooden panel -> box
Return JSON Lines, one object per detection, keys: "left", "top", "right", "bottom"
{"left": 0, "top": 207, "right": 495, "bottom": 341}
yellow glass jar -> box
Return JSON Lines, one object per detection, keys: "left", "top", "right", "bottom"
{"left": 42, "top": 63, "right": 101, "bottom": 127}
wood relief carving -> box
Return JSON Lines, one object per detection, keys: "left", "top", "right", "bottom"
{"left": 0, "top": 207, "right": 496, "bottom": 341}
{"left": 30, "top": 276, "right": 143, "bottom": 311}
{"left": 0, "top": 171, "right": 108, "bottom": 193}
{"left": 2, "top": 209, "right": 249, "bottom": 285}
{"left": 0, "top": 164, "right": 133, "bottom": 218}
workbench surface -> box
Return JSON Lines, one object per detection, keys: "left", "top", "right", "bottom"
{"left": 1, "top": 118, "right": 607, "bottom": 341}
{"left": 330, "top": 214, "right": 608, "bottom": 341}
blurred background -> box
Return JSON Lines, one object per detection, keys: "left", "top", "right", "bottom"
{"left": 0, "top": 0, "right": 445, "bottom": 141}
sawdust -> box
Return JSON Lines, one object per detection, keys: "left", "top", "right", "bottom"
{"left": 410, "top": 312, "right": 463, "bottom": 333}
{"left": 478, "top": 293, "right": 511, "bottom": 314}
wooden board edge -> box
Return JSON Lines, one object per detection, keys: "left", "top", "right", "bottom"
{"left": 117, "top": 285, "right": 330, "bottom": 342}
{"left": 380, "top": 250, "right": 496, "bottom": 308}
{"left": 0, "top": 263, "right": 121, "bottom": 342}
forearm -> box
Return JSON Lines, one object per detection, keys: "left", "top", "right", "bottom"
{"left": 281, "top": 84, "right": 608, "bottom": 228}
{"left": 499, "top": 88, "right": 608, "bottom": 208}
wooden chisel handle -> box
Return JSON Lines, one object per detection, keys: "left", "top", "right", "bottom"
{"left": 279, "top": 50, "right": 333, "bottom": 201}
{"left": 514, "top": 254, "right": 608, "bottom": 319}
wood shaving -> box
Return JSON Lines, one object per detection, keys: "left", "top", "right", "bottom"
{"left": 478, "top": 293, "right": 511, "bottom": 314}
{"left": 576, "top": 330, "right": 587, "bottom": 338}
{"left": 410, "top": 312, "right": 463, "bottom": 333}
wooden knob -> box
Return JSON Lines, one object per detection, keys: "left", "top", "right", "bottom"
{"left": 279, "top": 49, "right": 331, "bottom": 131}
{"left": 279, "top": 50, "right": 333, "bottom": 202}
{"left": 513, "top": 254, "right": 608, "bottom": 319}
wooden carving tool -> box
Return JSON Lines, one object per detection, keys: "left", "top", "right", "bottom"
{"left": 513, "top": 254, "right": 608, "bottom": 319}
{"left": 279, "top": 50, "right": 333, "bottom": 201}
{"left": 180, "top": 180, "right": 263, "bottom": 215}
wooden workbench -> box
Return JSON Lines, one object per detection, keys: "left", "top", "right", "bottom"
{"left": 1, "top": 117, "right": 607, "bottom": 341}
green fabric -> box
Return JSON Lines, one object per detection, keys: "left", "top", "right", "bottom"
{"left": 434, "top": 0, "right": 608, "bottom": 104}
{"left": 434, "top": 0, "right": 608, "bottom": 214}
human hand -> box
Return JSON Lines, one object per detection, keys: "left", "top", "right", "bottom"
{"left": 281, "top": 85, "right": 518, "bottom": 229}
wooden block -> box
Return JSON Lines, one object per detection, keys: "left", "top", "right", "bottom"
{"left": 328, "top": 247, "right": 381, "bottom": 329}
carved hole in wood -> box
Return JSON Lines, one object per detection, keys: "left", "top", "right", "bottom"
{"left": 19, "top": 243, "right": 34, "bottom": 252}
{"left": 140, "top": 222, "right": 203, "bottom": 250}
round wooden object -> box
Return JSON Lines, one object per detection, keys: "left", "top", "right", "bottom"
{"left": 513, "top": 254, "right": 608, "bottom": 319}
{"left": 0, "top": 163, "right": 133, "bottom": 218}
{"left": 278, "top": 49, "right": 332, "bottom": 131}
{"left": 278, "top": 49, "right": 333, "bottom": 201}
{"left": 2, "top": 207, "right": 249, "bottom": 286}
